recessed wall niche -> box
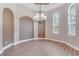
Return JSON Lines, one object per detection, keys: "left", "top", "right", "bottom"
{"left": 3, "top": 8, "right": 14, "bottom": 47}
{"left": 19, "top": 16, "right": 34, "bottom": 40}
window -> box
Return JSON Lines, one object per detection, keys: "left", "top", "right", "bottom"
{"left": 53, "top": 12, "right": 60, "bottom": 34}
{"left": 68, "top": 4, "right": 76, "bottom": 36}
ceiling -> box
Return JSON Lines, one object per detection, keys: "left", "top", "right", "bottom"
{"left": 34, "top": 3, "right": 50, "bottom": 5}
{"left": 19, "top": 3, "right": 65, "bottom": 12}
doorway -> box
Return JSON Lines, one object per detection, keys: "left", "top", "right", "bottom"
{"left": 38, "top": 20, "right": 45, "bottom": 38}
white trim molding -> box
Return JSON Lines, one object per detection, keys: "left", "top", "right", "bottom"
{"left": 14, "top": 38, "right": 48, "bottom": 45}
{"left": 0, "top": 43, "right": 13, "bottom": 55}
{"left": 2, "top": 43, "right": 13, "bottom": 51}
{"left": 14, "top": 38, "right": 34, "bottom": 45}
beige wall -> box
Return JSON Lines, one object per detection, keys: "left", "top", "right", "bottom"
{"left": 0, "top": 3, "right": 36, "bottom": 51}
{"left": 45, "top": 3, "right": 79, "bottom": 48}
{"left": 0, "top": 3, "right": 17, "bottom": 51}
{"left": 14, "top": 4, "right": 36, "bottom": 42}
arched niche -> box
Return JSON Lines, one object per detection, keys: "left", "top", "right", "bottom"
{"left": 3, "top": 8, "right": 14, "bottom": 47}
{"left": 19, "top": 16, "right": 34, "bottom": 40}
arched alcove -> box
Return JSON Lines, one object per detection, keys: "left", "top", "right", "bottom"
{"left": 19, "top": 16, "right": 34, "bottom": 40}
{"left": 3, "top": 8, "right": 14, "bottom": 47}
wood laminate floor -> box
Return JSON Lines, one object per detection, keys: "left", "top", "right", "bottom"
{"left": 1, "top": 40, "right": 79, "bottom": 56}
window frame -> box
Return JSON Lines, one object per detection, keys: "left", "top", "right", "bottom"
{"left": 53, "top": 12, "right": 60, "bottom": 34}
{"left": 68, "top": 3, "right": 76, "bottom": 36}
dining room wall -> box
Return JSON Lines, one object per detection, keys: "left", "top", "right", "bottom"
{"left": 45, "top": 3, "right": 79, "bottom": 48}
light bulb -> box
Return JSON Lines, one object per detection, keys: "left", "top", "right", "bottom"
{"left": 44, "top": 16, "right": 47, "bottom": 19}
{"left": 36, "top": 13, "right": 39, "bottom": 17}
{"left": 41, "top": 13, "right": 44, "bottom": 17}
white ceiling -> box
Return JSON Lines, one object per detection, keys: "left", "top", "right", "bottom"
{"left": 19, "top": 3, "right": 65, "bottom": 12}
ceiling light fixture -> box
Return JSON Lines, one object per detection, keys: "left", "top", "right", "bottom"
{"left": 34, "top": 3, "right": 47, "bottom": 24}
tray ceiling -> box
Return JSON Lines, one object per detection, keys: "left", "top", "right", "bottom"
{"left": 19, "top": 3, "right": 65, "bottom": 12}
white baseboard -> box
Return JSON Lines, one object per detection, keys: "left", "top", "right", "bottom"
{"left": 13, "top": 38, "right": 47, "bottom": 45}
{"left": 45, "top": 38, "right": 79, "bottom": 51}
{"left": 0, "top": 43, "right": 13, "bottom": 54}
{"left": 0, "top": 38, "right": 52, "bottom": 55}
{"left": 2, "top": 43, "right": 13, "bottom": 50}
{"left": 13, "top": 38, "right": 34, "bottom": 45}
{"left": 0, "top": 43, "right": 13, "bottom": 55}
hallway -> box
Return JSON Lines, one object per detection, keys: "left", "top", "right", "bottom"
{"left": 1, "top": 40, "right": 79, "bottom": 56}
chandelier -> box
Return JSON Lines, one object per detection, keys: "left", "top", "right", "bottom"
{"left": 34, "top": 3, "right": 47, "bottom": 24}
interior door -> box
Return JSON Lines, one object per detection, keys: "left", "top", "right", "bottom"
{"left": 38, "top": 20, "right": 45, "bottom": 38}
